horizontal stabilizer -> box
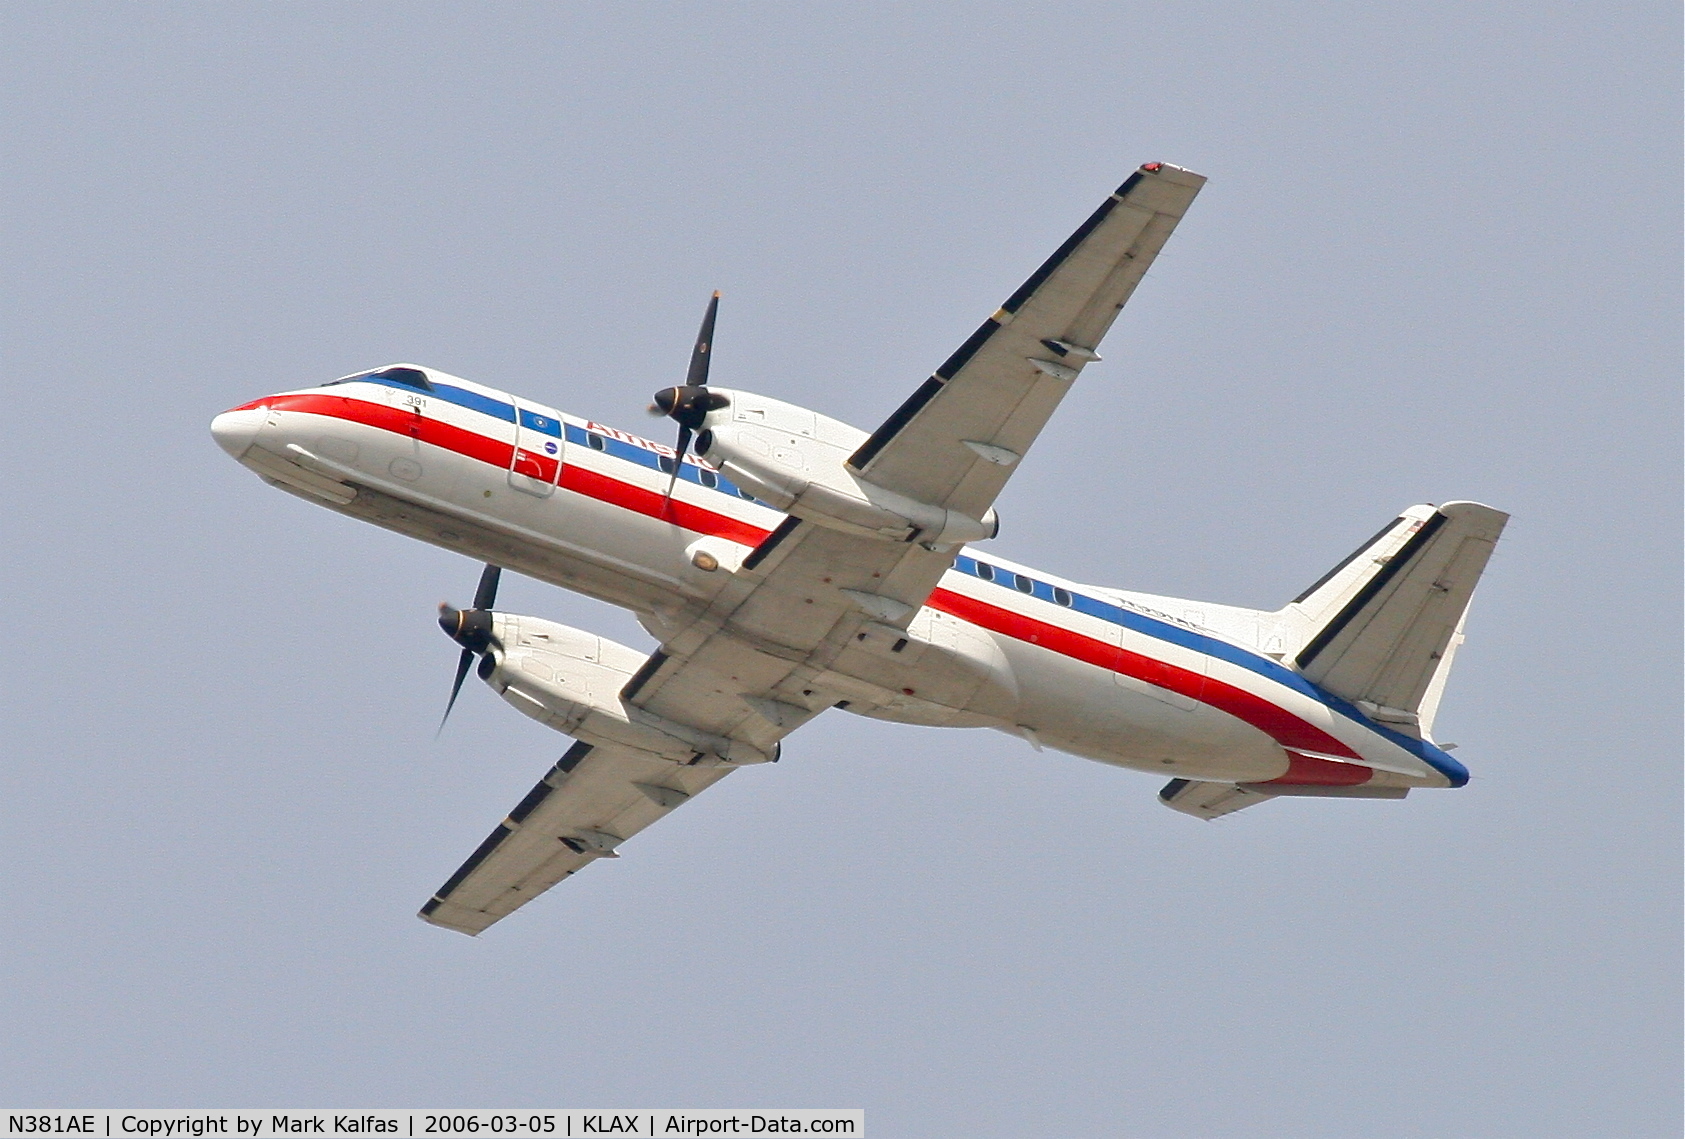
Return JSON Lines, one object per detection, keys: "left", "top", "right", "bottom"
{"left": 1242, "top": 783, "right": 1408, "bottom": 798}
{"left": 1284, "top": 502, "right": 1508, "bottom": 734}
{"left": 1158, "top": 778, "right": 1275, "bottom": 820}
{"left": 1159, "top": 778, "right": 1409, "bottom": 820}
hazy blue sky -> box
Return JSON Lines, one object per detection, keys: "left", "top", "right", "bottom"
{"left": 3, "top": 4, "right": 1678, "bottom": 1136}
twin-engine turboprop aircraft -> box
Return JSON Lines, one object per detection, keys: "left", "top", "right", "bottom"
{"left": 211, "top": 162, "right": 1508, "bottom": 935}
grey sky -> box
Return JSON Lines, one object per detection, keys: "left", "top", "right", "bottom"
{"left": 3, "top": 3, "right": 1678, "bottom": 1136}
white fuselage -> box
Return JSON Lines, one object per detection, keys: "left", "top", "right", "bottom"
{"left": 211, "top": 367, "right": 1467, "bottom": 792}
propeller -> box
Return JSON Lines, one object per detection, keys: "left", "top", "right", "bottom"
{"left": 649, "top": 290, "right": 730, "bottom": 504}
{"left": 435, "top": 562, "right": 502, "bottom": 735}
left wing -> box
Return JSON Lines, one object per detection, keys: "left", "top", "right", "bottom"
{"left": 420, "top": 738, "right": 734, "bottom": 935}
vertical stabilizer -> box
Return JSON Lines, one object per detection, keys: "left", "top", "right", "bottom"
{"left": 1273, "top": 502, "right": 1507, "bottom": 737}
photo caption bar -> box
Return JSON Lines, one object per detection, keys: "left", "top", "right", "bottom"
{"left": 0, "top": 1113, "right": 862, "bottom": 1138}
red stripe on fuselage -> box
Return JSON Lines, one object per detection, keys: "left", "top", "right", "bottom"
{"left": 928, "top": 587, "right": 1365, "bottom": 763}
{"left": 259, "top": 392, "right": 768, "bottom": 546}
{"left": 245, "top": 390, "right": 1371, "bottom": 775}
{"left": 559, "top": 463, "right": 768, "bottom": 547}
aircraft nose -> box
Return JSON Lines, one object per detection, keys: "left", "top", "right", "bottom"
{"left": 210, "top": 408, "right": 266, "bottom": 460}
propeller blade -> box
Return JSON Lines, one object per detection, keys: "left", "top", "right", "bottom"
{"left": 437, "top": 647, "right": 475, "bottom": 737}
{"left": 473, "top": 564, "right": 501, "bottom": 610}
{"left": 648, "top": 293, "right": 725, "bottom": 511}
{"left": 684, "top": 291, "right": 720, "bottom": 388}
{"left": 435, "top": 564, "right": 501, "bottom": 736}
{"left": 662, "top": 425, "right": 693, "bottom": 507}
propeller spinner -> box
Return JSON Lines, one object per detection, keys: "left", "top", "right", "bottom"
{"left": 436, "top": 562, "right": 502, "bottom": 735}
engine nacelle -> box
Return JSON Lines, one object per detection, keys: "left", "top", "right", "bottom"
{"left": 695, "top": 389, "right": 998, "bottom": 548}
{"left": 479, "top": 614, "right": 775, "bottom": 766}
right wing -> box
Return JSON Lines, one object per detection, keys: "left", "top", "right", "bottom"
{"left": 420, "top": 738, "right": 734, "bottom": 935}
{"left": 628, "top": 166, "right": 1209, "bottom": 734}
{"left": 847, "top": 162, "right": 1206, "bottom": 523}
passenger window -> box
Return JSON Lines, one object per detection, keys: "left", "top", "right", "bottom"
{"left": 699, "top": 469, "right": 718, "bottom": 488}
{"left": 587, "top": 433, "right": 605, "bottom": 451}
{"left": 738, "top": 488, "right": 755, "bottom": 500}
{"left": 1053, "top": 587, "right": 1073, "bottom": 607}
{"left": 975, "top": 563, "right": 994, "bottom": 582}
{"left": 1014, "top": 574, "right": 1034, "bottom": 594}
{"left": 657, "top": 455, "right": 675, "bottom": 475}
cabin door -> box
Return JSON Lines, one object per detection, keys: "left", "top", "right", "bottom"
{"left": 508, "top": 401, "right": 564, "bottom": 497}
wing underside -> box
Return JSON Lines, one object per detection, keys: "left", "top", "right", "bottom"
{"left": 420, "top": 739, "right": 734, "bottom": 935}
{"left": 848, "top": 162, "right": 1206, "bottom": 521}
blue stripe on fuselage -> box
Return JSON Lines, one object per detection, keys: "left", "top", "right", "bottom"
{"left": 330, "top": 373, "right": 520, "bottom": 423}
{"left": 560, "top": 424, "right": 762, "bottom": 502}
{"left": 326, "top": 375, "right": 763, "bottom": 504}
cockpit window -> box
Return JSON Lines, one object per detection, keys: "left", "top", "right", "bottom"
{"left": 327, "top": 366, "right": 434, "bottom": 391}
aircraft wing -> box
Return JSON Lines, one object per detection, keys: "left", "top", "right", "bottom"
{"left": 420, "top": 738, "right": 736, "bottom": 935}
{"left": 625, "top": 521, "right": 958, "bottom": 734}
{"left": 424, "top": 166, "right": 1212, "bottom": 935}
{"left": 847, "top": 162, "right": 1205, "bottom": 522}
{"left": 627, "top": 165, "right": 1207, "bottom": 738}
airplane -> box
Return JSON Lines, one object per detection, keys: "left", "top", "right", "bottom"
{"left": 209, "top": 161, "right": 1508, "bottom": 936}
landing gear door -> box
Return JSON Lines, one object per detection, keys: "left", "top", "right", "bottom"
{"left": 509, "top": 400, "right": 564, "bottom": 497}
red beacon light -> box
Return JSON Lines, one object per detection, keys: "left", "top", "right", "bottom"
{"left": 1142, "top": 162, "right": 1163, "bottom": 172}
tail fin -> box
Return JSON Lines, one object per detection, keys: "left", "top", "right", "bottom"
{"left": 1275, "top": 502, "right": 1508, "bottom": 737}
